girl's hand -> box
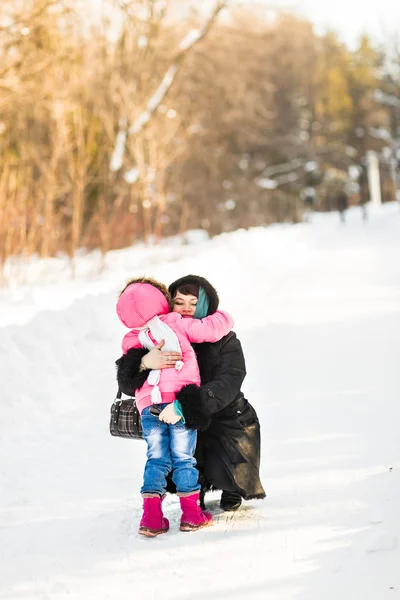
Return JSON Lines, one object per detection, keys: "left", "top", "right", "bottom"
{"left": 158, "top": 403, "right": 182, "bottom": 424}
{"left": 142, "top": 340, "right": 182, "bottom": 370}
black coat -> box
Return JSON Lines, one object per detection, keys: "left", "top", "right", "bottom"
{"left": 116, "top": 331, "right": 266, "bottom": 501}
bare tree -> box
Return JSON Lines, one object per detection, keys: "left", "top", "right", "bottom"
{"left": 109, "top": 0, "right": 228, "bottom": 174}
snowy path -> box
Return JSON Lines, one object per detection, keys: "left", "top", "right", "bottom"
{"left": 1, "top": 205, "right": 399, "bottom": 599}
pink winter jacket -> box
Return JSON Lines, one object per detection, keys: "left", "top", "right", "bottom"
{"left": 117, "top": 282, "right": 234, "bottom": 415}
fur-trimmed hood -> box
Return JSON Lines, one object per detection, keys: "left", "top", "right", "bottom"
{"left": 168, "top": 275, "right": 219, "bottom": 316}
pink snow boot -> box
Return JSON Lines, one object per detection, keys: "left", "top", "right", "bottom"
{"left": 179, "top": 492, "right": 213, "bottom": 532}
{"left": 139, "top": 494, "right": 169, "bottom": 538}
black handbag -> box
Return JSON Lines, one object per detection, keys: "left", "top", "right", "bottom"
{"left": 109, "top": 388, "right": 144, "bottom": 440}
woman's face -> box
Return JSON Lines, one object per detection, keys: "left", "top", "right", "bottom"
{"left": 172, "top": 291, "right": 198, "bottom": 317}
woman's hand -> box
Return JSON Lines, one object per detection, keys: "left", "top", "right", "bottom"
{"left": 142, "top": 340, "right": 182, "bottom": 370}
{"left": 158, "top": 403, "right": 182, "bottom": 424}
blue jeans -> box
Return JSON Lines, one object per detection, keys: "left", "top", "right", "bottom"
{"left": 140, "top": 404, "right": 200, "bottom": 496}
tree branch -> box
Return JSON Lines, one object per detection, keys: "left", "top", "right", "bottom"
{"left": 110, "top": 0, "right": 227, "bottom": 172}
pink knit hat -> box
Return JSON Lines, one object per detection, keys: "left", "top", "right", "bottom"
{"left": 116, "top": 282, "right": 170, "bottom": 328}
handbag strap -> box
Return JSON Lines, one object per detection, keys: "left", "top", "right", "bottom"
{"left": 116, "top": 387, "right": 134, "bottom": 400}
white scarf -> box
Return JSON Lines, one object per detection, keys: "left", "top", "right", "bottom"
{"left": 138, "top": 315, "right": 184, "bottom": 404}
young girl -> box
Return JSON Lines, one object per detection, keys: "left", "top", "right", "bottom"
{"left": 116, "top": 277, "right": 234, "bottom": 537}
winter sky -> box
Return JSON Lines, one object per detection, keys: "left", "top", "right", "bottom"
{"left": 87, "top": 0, "right": 400, "bottom": 49}
{"left": 283, "top": 0, "right": 400, "bottom": 47}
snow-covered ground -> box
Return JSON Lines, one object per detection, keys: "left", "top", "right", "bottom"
{"left": 1, "top": 203, "right": 399, "bottom": 600}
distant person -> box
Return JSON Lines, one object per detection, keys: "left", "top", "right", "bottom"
{"left": 336, "top": 189, "right": 349, "bottom": 223}
{"left": 359, "top": 196, "right": 368, "bottom": 221}
{"left": 301, "top": 187, "right": 316, "bottom": 223}
{"left": 116, "top": 277, "right": 233, "bottom": 537}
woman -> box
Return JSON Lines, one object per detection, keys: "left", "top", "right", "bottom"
{"left": 116, "top": 274, "right": 266, "bottom": 511}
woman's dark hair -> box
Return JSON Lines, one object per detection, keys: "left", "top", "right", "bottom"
{"left": 168, "top": 275, "right": 219, "bottom": 315}
{"left": 174, "top": 283, "right": 200, "bottom": 298}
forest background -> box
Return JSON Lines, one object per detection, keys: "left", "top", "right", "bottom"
{"left": 1, "top": 0, "right": 400, "bottom": 279}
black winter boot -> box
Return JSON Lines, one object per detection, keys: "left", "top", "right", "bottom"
{"left": 220, "top": 490, "right": 242, "bottom": 512}
{"left": 199, "top": 485, "right": 207, "bottom": 511}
